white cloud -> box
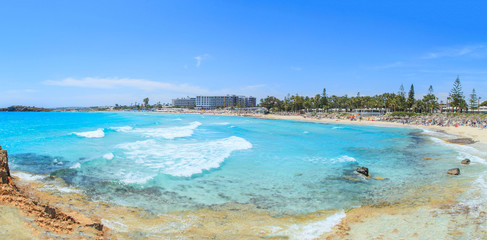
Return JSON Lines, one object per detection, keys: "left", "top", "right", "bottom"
{"left": 43, "top": 77, "right": 209, "bottom": 94}
{"left": 194, "top": 54, "right": 210, "bottom": 67}
{"left": 423, "top": 45, "right": 485, "bottom": 59}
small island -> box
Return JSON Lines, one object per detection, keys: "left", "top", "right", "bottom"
{"left": 0, "top": 106, "right": 51, "bottom": 112}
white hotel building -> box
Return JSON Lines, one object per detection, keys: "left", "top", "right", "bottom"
{"left": 195, "top": 95, "right": 256, "bottom": 110}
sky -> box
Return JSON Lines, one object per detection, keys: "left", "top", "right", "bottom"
{"left": 0, "top": 0, "right": 486, "bottom": 107}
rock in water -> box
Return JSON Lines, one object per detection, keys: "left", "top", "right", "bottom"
{"left": 447, "top": 168, "right": 460, "bottom": 175}
{"left": 461, "top": 159, "right": 470, "bottom": 165}
{"left": 356, "top": 167, "right": 369, "bottom": 177}
{"left": 446, "top": 138, "right": 475, "bottom": 145}
{"left": 0, "top": 146, "right": 11, "bottom": 184}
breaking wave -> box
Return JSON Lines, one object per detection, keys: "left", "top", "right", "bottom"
{"left": 133, "top": 121, "right": 202, "bottom": 139}
{"left": 117, "top": 136, "right": 252, "bottom": 178}
{"left": 72, "top": 128, "right": 105, "bottom": 138}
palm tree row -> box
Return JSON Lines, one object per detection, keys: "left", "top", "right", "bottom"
{"left": 259, "top": 76, "right": 481, "bottom": 113}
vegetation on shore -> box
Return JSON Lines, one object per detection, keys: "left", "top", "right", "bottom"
{"left": 260, "top": 76, "right": 485, "bottom": 113}
{"left": 0, "top": 106, "right": 51, "bottom": 112}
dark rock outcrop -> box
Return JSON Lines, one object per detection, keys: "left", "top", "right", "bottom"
{"left": 356, "top": 167, "right": 369, "bottom": 177}
{"left": 461, "top": 159, "right": 471, "bottom": 165}
{"left": 447, "top": 168, "right": 460, "bottom": 175}
{"left": 446, "top": 138, "right": 475, "bottom": 145}
{"left": 0, "top": 105, "right": 51, "bottom": 112}
{"left": 0, "top": 146, "right": 11, "bottom": 184}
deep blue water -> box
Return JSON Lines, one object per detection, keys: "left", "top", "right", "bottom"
{"left": 0, "top": 112, "right": 462, "bottom": 215}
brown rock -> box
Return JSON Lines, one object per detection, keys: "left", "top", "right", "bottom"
{"left": 447, "top": 168, "right": 460, "bottom": 175}
{"left": 356, "top": 167, "right": 369, "bottom": 177}
{"left": 0, "top": 146, "right": 11, "bottom": 184}
{"left": 461, "top": 159, "right": 470, "bottom": 165}
{"left": 446, "top": 138, "right": 475, "bottom": 145}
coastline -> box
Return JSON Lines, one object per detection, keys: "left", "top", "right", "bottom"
{"left": 1, "top": 111, "right": 486, "bottom": 239}
{"left": 258, "top": 113, "right": 487, "bottom": 145}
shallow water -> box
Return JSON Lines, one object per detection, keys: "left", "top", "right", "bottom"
{"left": 0, "top": 112, "right": 484, "bottom": 216}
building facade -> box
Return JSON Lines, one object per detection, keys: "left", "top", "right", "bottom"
{"left": 195, "top": 95, "right": 256, "bottom": 109}
{"left": 171, "top": 97, "right": 196, "bottom": 107}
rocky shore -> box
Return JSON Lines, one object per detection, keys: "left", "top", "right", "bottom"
{"left": 0, "top": 105, "right": 51, "bottom": 112}
{"left": 0, "top": 146, "right": 109, "bottom": 239}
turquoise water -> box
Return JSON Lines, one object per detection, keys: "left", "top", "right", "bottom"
{"left": 0, "top": 112, "right": 465, "bottom": 215}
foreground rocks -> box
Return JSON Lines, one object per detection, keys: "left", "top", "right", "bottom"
{"left": 0, "top": 145, "right": 108, "bottom": 239}
{"left": 461, "top": 159, "right": 471, "bottom": 165}
{"left": 447, "top": 138, "right": 476, "bottom": 145}
{"left": 0, "top": 147, "right": 11, "bottom": 184}
{"left": 356, "top": 167, "right": 369, "bottom": 177}
{"left": 447, "top": 168, "right": 460, "bottom": 175}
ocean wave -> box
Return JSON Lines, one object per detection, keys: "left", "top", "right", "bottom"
{"left": 109, "top": 126, "right": 133, "bottom": 132}
{"left": 279, "top": 210, "right": 346, "bottom": 240}
{"left": 428, "top": 136, "right": 487, "bottom": 165}
{"left": 331, "top": 155, "right": 357, "bottom": 163}
{"left": 120, "top": 172, "right": 156, "bottom": 184}
{"left": 72, "top": 128, "right": 105, "bottom": 138}
{"left": 69, "top": 163, "right": 81, "bottom": 169}
{"left": 11, "top": 171, "right": 46, "bottom": 181}
{"left": 103, "top": 153, "right": 114, "bottom": 160}
{"left": 133, "top": 121, "right": 202, "bottom": 139}
{"left": 117, "top": 136, "right": 252, "bottom": 178}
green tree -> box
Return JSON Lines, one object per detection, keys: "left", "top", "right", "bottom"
{"left": 422, "top": 85, "right": 439, "bottom": 113}
{"left": 320, "top": 88, "right": 328, "bottom": 109}
{"left": 449, "top": 76, "right": 465, "bottom": 112}
{"left": 407, "top": 84, "right": 415, "bottom": 111}
{"left": 143, "top": 97, "right": 150, "bottom": 108}
{"left": 469, "top": 88, "right": 478, "bottom": 111}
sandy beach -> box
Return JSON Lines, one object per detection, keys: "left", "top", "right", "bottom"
{"left": 259, "top": 114, "right": 487, "bottom": 145}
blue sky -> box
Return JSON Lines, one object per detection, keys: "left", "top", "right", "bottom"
{"left": 0, "top": 0, "right": 486, "bottom": 107}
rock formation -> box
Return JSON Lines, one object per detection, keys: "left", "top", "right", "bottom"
{"left": 461, "top": 158, "right": 471, "bottom": 165}
{"left": 446, "top": 138, "right": 475, "bottom": 145}
{"left": 0, "top": 146, "right": 11, "bottom": 184}
{"left": 447, "top": 168, "right": 460, "bottom": 175}
{"left": 356, "top": 167, "right": 369, "bottom": 177}
{"left": 0, "top": 145, "right": 107, "bottom": 239}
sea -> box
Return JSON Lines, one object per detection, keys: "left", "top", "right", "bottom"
{"left": 0, "top": 112, "right": 486, "bottom": 218}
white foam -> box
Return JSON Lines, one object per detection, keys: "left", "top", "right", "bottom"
{"left": 332, "top": 126, "right": 344, "bottom": 129}
{"left": 428, "top": 136, "right": 487, "bottom": 165}
{"left": 70, "top": 163, "right": 81, "bottom": 169}
{"left": 331, "top": 155, "right": 356, "bottom": 163}
{"left": 215, "top": 122, "right": 230, "bottom": 125}
{"left": 120, "top": 172, "right": 156, "bottom": 184}
{"left": 134, "top": 121, "right": 202, "bottom": 139}
{"left": 11, "top": 172, "right": 45, "bottom": 181}
{"left": 303, "top": 131, "right": 309, "bottom": 134}
{"left": 43, "top": 185, "right": 81, "bottom": 193}
{"left": 110, "top": 126, "right": 133, "bottom": 132}
{"left": 280, "top": 210, "right": 346, "bottom": 240}
{"left": 117, "top": 136, "right": 252, "bottom": 177}
{"left": 73, "top": 128, "right": 105, "bottom": 138}
{"left": 103, "top": 152, "right": 114, "bottom": 160}
{"left": 101, "top": 219, "right": 129, "bottom": 232}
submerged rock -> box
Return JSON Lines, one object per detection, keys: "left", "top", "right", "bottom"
{"left": 373, "top": 176, "right": 387, "bottom": 180}
{"left": 446, "top": 138, "right": 475, "bottom": 145}
{"left": 461, "top": 159, "right": 470, "bottom": 165}
{"left": 447, "top": 168, "right": 460, "bottom": 175}
{"left": 356, "top": 167, "right": 369, "bottom": 177}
